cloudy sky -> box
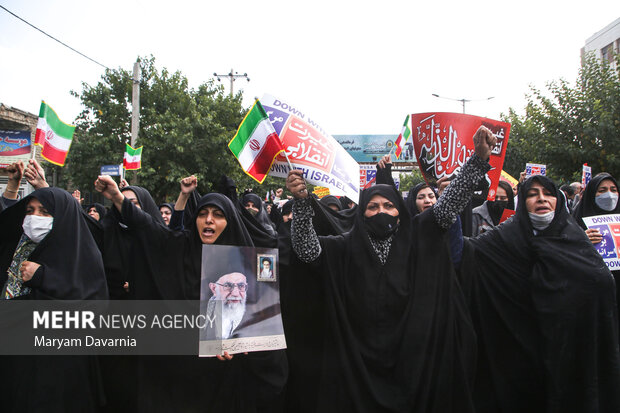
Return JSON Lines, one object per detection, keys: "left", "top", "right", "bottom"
{"left": 1, "top": 0, "right": 619, "bottom": 135}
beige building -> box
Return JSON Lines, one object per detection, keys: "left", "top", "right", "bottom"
{"left": 581, "top": 17, "right": 620, "bottom": 67}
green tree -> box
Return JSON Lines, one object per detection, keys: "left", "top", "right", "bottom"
{"left": 398, "top": 168, "right": 425, "bottom": 192}
{"left": 503, "top": 53, "right": 620, "bottom": 183}
{"left": 66, "top": 56, "right": 265, "bottom": 202}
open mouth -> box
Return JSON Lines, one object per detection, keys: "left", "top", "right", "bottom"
{"left": 203, "top": 228, "right": 215, "bottom": 236}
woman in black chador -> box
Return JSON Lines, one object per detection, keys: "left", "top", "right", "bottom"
{"left": 95, "top": 175, "right": 287, "bottom": 413}
{"left": 461, "top": 175, "right": 620, "bottom": 413}
{"left": 572, "top": 172, "right": 620, "bottom": 337}
{"left": 0, "top": 187, "right": 108, "bottom": 412}
{"left": 285, "top": 126, "right": 496, "bottom": 412}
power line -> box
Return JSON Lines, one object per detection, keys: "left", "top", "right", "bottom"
{"left": 0, "top": 5, "right": 109, "bottom": 70}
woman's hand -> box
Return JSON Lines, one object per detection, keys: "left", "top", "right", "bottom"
{"left": 20, "top": 261, "right": 41, "bottom": 282}
{"left": 473, "top": 126, "right": 497, "bottom": 162}
{"left": 286, "top": 170, "right": 308, "bottom": 199}
{"left": 180, "top": 175, "right": 198, "bottom": 194}
{"left": 585, "top": 228, "right": 602, "bottom": 244}
{"left": 94, "top": 175, "right": 124, "bottom": 211}
{"left": 24, "top": 159, "right": 49, "bottom": 189}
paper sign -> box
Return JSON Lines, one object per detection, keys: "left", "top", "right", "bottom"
{"left": 410, "top": 113, "right": 510, "bottom": 201}
{"left": 525, "top": 163, "right": 546, "bottom": 178}
{"left": 0, "top": 129, "right": 32, "bottom": 167}
{"left": 199, "top": 245, "right": 286, "bottom": 356}
{"left": 261, "top": 94, "right": 360, "bottom": 203}
{"left": 582, "top": 214, "right": 620, "bottom": 270}
{"left": 582, "top": 164, "right": 592, "bottom": 187}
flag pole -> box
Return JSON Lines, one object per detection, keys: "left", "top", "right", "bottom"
{"left": 282, "top": 151, "right": 310, "bottom": 194}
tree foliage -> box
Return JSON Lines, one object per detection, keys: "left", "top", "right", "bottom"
{"left": 502, "top": 53, "right": 620, "bottom": 183}
{"left": 65, "top": 56, "right": 273, "bottom": 202}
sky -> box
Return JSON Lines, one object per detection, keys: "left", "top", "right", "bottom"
{"left": 1, "top": 1, "right": 619, "bottom": 135}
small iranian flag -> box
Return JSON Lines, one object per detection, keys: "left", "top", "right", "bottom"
{"left": 229, "top": 100, "right": 283, "bottom": 183}
{"left": 34, "top": 101, "right": 76, "bottom": 166}
{"left": 394, "top": 115, "right": 411, "bottom": 159}
{"left": 123, "top": 144, "right": 143, "bottom": 170}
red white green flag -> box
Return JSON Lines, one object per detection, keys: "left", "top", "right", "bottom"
{"left": 34, "top": 101, "right": 76, "bottom": 166}
{"left": 123, "top": 143, "right": 143, "bottom": 170}
{"left": 228, "top": 100, "right": 283, "bottom": 183}
{"left": 394, "top": 115, "right": 411, "bottom": 159}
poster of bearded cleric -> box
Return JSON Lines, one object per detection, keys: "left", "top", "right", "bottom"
{"left": 410, "top": 113, "right": 510, "bottom": 201}
{"left": 198, "top": 245, "right": 286, "bottom": 357}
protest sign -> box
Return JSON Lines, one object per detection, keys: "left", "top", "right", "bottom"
{"left": 199, "top": 245, "right": 286, "bottom": 357}
{"left": 261, "top": 94, "right": 360, "bottom": 203}
{"left": 313, "top": 186, "right": 330, "bottom": 198}
{"left": 525, "top": 163, "right": 546, "bottom": 178}
{"left": 360, "top": 164, "right": 377, "bottom": 189}
{"left": 410, "top": 112, "right": 510, "bottom": 201}
{"left": 582, "top": 164, "right": 592, "bottom": 186}
{"left": 0, "top": 129, "right": 31, "bottom": 167}
{"left": 582, "top": 214, "right": 620, "bottom": 270}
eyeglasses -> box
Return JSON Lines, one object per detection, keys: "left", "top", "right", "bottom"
{"left": 215, "top": 282, "right": 248, "bottom": 292}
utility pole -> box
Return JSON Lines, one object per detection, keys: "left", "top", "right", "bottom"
{"left": 431, "top": 93, "right": 494, "bottom": 114}
{"left": 130, "top": 60, "right": 140, "bottom": 184}
{"left": 213, "top": 68, "right": 250, "bottom": 96}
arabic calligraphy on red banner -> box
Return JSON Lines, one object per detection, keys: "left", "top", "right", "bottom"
{"left": 410, "top": 112, "right": 510, "bottom": 201}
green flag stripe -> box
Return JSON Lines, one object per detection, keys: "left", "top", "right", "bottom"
{"left": 40, "top": 102, "right": 75, "bottom": 139}
{"left": 229, "top": 102, "right": 268, "bottom": 156}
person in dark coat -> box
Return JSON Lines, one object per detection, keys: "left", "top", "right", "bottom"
{"left": 0, "top": 187, "right": 108, "bottom": 413}
{"left": 461, "top": 175, "right": 620, "bottom": 413}
{"left": 284, "top": 126, "right": 496, "bottom": 412}
{"left": 95, "top": 175, "right": 287, "bottom": 413}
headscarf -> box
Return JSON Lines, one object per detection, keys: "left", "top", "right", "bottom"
{"left": 0, "top": 187, "right": 108, "bottom": 300}
{"left": 405, "top": 183, "right": 438, "bottom": 218}
{"left": 101, "top": 185, "right": 166, "bottom": 299}
{"left": 241, "top": 193, "right": 277, "bottom": 236}
{"left": 303, "top": 183, "right": 476, "bottom": 411}
{"left": 482, "top": 180, "right": 515, "bottom": 226}
{"left": 461, "top": 175, "right": 620, "bottom": 412}
{"left": 572, "top": 172, "right": 620, "bottom": 228}
{"left": 319, "top": 195, "right": 342, "bottom": 211}
{"left": 85, "top": 202, "right": 107, "bottom": 221}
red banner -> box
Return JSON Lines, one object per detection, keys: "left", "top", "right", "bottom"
{"left": 410, "top": 112, "right": 510, "bottom": 201}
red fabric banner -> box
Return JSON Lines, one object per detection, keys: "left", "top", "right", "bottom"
{"left": 410, "top": 112, "right": 510, "bottom": 201}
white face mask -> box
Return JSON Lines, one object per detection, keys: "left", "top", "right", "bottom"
{"left": 595, "top": 191, "right": 618, "bottom": 212}
{"left": 22, "top": 215, "right": 54, "bottom": 243}
{"left": 528, "top": 211, "right": 555, "bottom": 231}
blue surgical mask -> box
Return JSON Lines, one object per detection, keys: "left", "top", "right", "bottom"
{"left": 528, "top": 211, "right": 554, "bottom": 231}
{"left": 595, "top": 191, "right": 618, "bottom": 212}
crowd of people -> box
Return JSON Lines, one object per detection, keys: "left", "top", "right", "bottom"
{"left": 0, "top": 125, "right": 619, "bottom": 413}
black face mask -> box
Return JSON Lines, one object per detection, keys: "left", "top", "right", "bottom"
{"left": 487, "top": 200, "right": 508, "bottom": 225}
{"left": 364, "top": 213, "right": 399, "bottom": 240}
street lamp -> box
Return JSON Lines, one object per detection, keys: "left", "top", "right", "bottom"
{"left": 431, "top": 93, "right": 494, "bottom": 114}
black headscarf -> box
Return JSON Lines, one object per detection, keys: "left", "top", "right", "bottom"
{"left": 405, "top": 183, "right": 438, "bottom": 218}
{"left": 116, "top": 191, "right": 287, "bottom": 412}
{"left": 85, "top": 202, "right": 107, "bottom": 221}
{"left": 319, "top": 195, "right": 342, "bottom": 211}
{"left": 0, "top": 187, "right": 108, "bottom": 300}
{"left": 241, "top": 193, "right": 277, "bottom": 237}
{"left": 484, "top": 180, "right": 515, "bottom": 226}
{"left": 100, "top": 185, "right": 166, "bottom": 300}
{"left": 461, "top": 175, "right": 620, "bottom": 412}
{"left": 296, "top": 183, "right": 477, "bottom": 411}
{"left": 572, "top": 173, "right": 620, "bottom": 229}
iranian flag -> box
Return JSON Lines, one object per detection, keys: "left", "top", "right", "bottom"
{"left": 123, "top": 144, "right": 143, "bottom": 170}
{"left": 229, "top": 100, "right": 283, "bottom": 183}
{"left": 34, "top": 101, "right": 76, "bottom": 166}
{"left": 394, "top": 115, "right": 411, "bottom": 159}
